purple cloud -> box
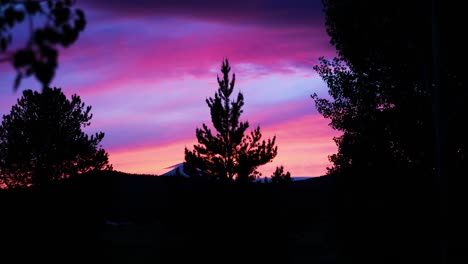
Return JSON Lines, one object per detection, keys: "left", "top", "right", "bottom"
{"left": 80, "top": 0, "right": 324, "bottom": 28}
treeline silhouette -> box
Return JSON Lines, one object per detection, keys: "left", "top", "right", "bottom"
{"left": 0, "top": 171, "right": 336, "bottom": 263}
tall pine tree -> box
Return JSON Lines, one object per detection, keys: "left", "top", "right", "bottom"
{"left": 184, "top": 59, "right": 277, "bottom": 183}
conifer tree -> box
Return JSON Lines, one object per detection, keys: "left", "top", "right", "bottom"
{"left": 271, "top": 166, "right": 292, "bottom": 185}
{"left": 0, "top": 87, "right": 111, "bottom": 188}
{"left": 184, "top": 59, "right": 277, "bottom": 183}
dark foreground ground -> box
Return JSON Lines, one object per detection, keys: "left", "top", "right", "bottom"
{"left": 0, "top": 171, "right": 446, "bottom": 263}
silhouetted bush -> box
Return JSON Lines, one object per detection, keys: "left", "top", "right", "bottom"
{"left": 271, "top": 166, "right": 291, "bottom": 185}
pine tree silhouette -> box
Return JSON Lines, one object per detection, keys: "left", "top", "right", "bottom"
{"left": 184, "top": 59, "right": 277, "bottom": 183}
{"left": 271, "top": 166, "right": 291, "bottom": 185}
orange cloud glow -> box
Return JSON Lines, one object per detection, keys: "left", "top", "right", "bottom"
{"left": 109, "top": 114, "right": 339, "bottom": 177}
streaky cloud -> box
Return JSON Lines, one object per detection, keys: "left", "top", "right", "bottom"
{"left": 81, "top": 0, "right": 324, "bottom": 28}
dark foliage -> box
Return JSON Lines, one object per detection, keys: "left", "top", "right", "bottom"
{"left": 0, "top": 171, "right": 113, "bottom": 263}
{"left": 185, "top": 59, "right": 277, "bottom": 183}
{"left": 312, "top": 57, "right": 435, "bottom": 178}
{"left": 0, "top": 87, "right": 112, "bottom": 188}
{"left": 270, "top": 165, "right": 291, "bottom": 185}
{"left": 315, "top": 0, "right": 465, "bottom": 263}
{"left": 319, "top": 0, "right": 466, "bottom": 178}
{"left": 0, "top": 0, "right": 86, "bottom": 90}
{"left": 0, "top": 171, "right": 336, "bottom": 264}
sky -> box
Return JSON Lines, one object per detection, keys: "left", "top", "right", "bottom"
{"left": 0, "top": 0, "right": 339, "bottom": 177}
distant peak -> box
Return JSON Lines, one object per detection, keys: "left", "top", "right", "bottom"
{"left": 163, "top": 163, "right": 184, "bottom": 170}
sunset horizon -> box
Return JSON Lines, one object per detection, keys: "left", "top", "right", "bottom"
{"left": 0, "top": 0, "right": 338, "bottom": 177}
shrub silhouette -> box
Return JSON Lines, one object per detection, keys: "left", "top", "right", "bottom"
{"left": 270, "top": 166, "right": 291, "bottom": 185}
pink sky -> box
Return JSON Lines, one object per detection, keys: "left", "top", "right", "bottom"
{"left": 0, "top": 0, "right": 339, "bottom": 177}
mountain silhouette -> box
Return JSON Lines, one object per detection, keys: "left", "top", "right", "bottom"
{"left": 160, "top": 163, "right": 189, "bottom": 177}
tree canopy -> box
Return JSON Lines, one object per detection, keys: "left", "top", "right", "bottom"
{"left": 315, "top": 1, "right": 463, "bottom": 262}
{"left": 315, "top": 0, "right": 466, "bottom": 179}
{"left": 0, "top": 87, "right": 111, "bottom": 188}
{"left": 270, "top": 165, "right": 291, "bottom": 185}
{"left": 0, "top": 0, "right": 86, "bottom": 90}
{"left": 312, "top": 57, "right": 434, "bottom": 177}
{"left": 184, "top": 59, "right": 277, "bottom": 183}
